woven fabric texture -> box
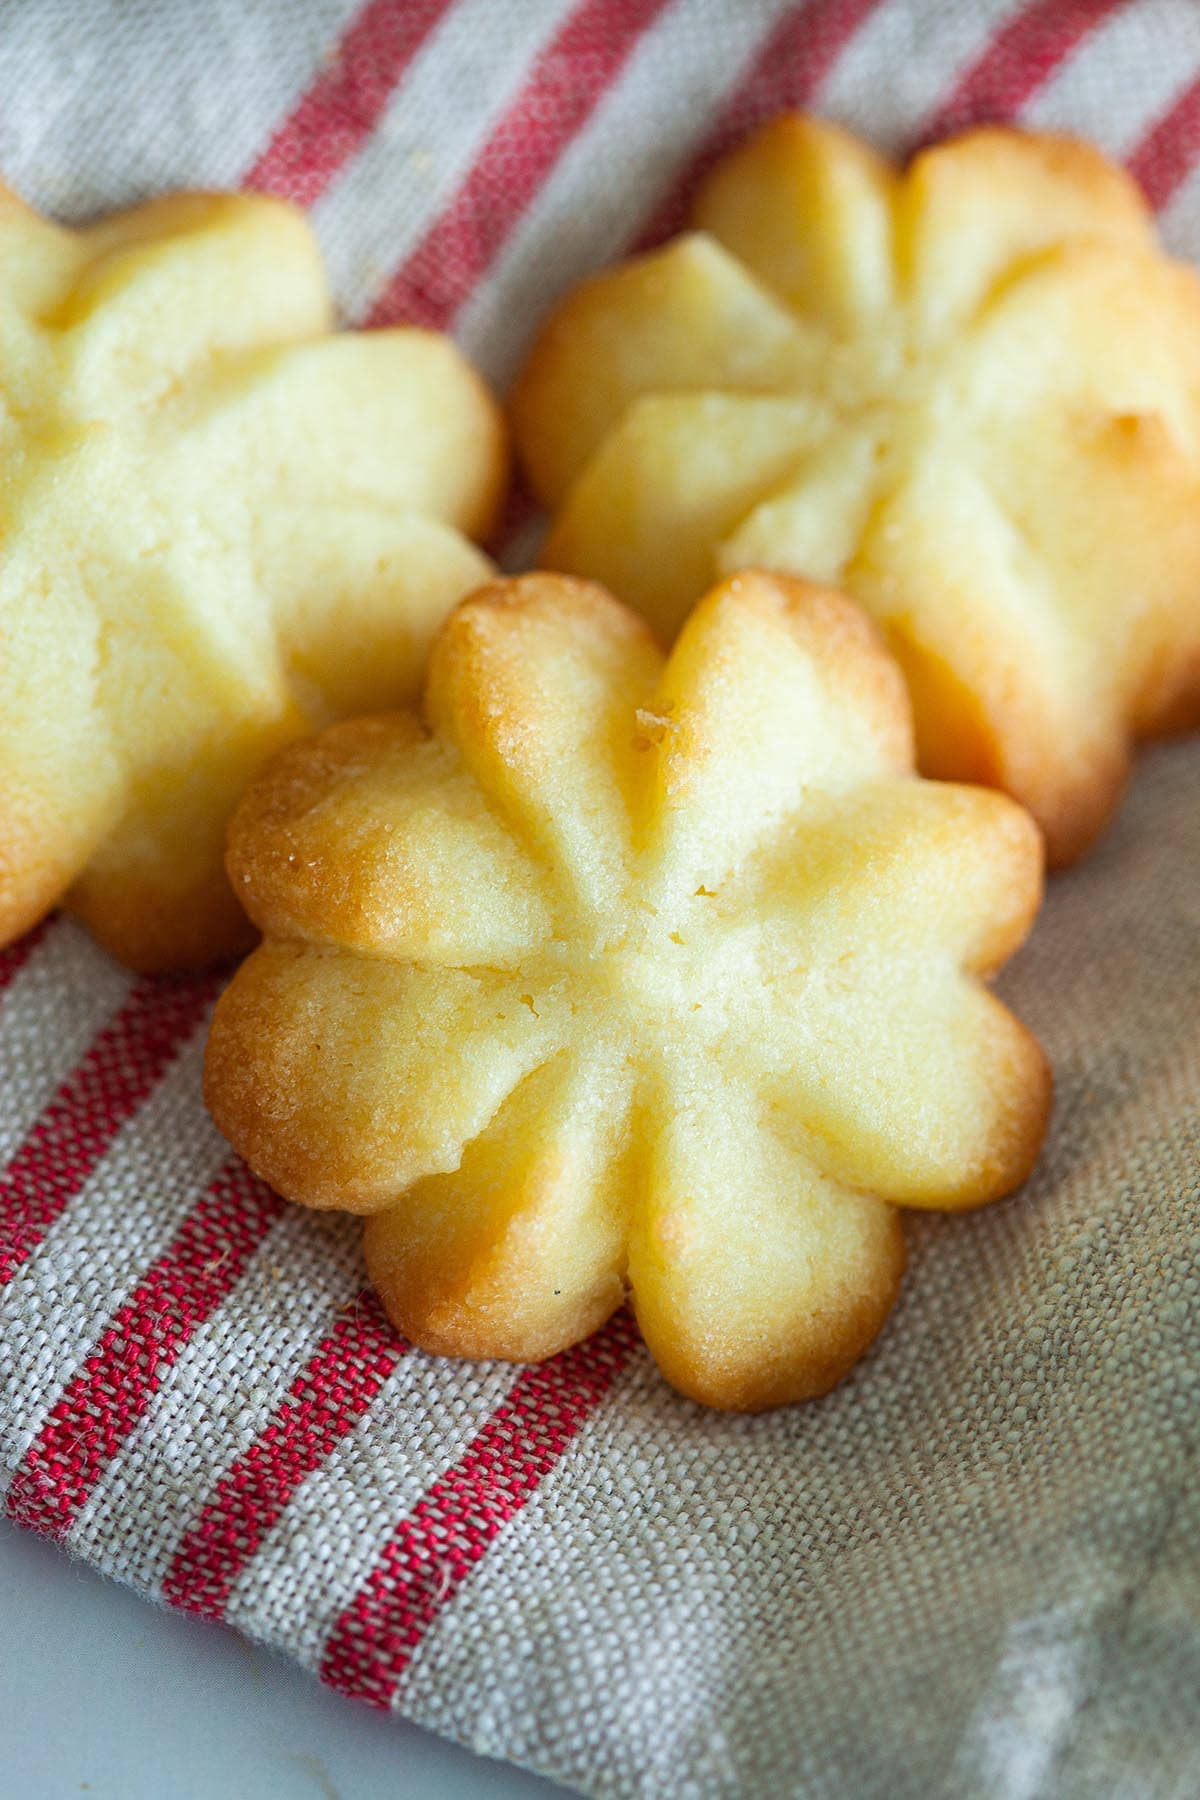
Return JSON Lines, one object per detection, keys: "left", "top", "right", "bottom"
{"left": 1, "top": 3, "right": 1199, "bottom": 1795}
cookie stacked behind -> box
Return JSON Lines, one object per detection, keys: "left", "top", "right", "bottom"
{"left": 514, "top": 117, "right": 1200, "bottom": 866}
{"left": 0, "top": 185, "right": 505, "bottom": 971}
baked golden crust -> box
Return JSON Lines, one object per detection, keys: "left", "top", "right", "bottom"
{"left": 205, "top": 569, "right": 1051, "bottom": 1411}
{"left": 513, "top": 117, "right": 1200, "bottom": 866}
{"left": 0, "top": 185, "right": 505, "bottom": 971}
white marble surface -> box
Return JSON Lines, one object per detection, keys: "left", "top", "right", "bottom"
{"left": 0, "top": 1517, "right": 565, "bottom": 1800}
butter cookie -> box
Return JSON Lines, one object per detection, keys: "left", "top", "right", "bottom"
{"left": 206, "top": 571, "right": 1050, "bottom": 1410}
{"left": 515, "top": 119, "right": 1200, "bottom": 864}
{"left": 0, "top": 186, "right": 504, "bottom": 968}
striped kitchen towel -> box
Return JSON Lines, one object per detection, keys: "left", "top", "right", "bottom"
{"left": 1, "top": 3, "right": 1199, "bottom": 1795}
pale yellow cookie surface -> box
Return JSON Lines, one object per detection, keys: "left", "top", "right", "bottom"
{"left": 514, "top": 118, "right": 1200, "bottom": 866}
{"left": 0, "top": 185, "right": 505, "bottom": 970}
{"left": 205, "top": 570, "right": 1050, "bottom": 1411}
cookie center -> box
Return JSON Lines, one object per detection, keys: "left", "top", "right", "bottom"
{"left": 581, "top": 907, "right": 746, "bottom": 1034}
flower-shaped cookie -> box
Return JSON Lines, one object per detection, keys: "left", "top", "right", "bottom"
{"left": 514, "top": 117, "right": 1200, "bottom": 866}
{"left": 205, "top": 570, "right": 1050, "bottom": 1411}
{"left": 0, "top": 184, "right": 505, "bottom": 970}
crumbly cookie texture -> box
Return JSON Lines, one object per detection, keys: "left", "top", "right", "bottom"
{"left": 0, "top": 185, "right": 505, "bottom": 971}
{"left": 205, "top": 569, "right": 1051, "bottom": 1411}
{"left": 513, "top": 117, "right": 1200, "bottom": 867}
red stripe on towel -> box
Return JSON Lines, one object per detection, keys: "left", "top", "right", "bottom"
{"left": 163, "top": 1289, "right": 408, "bottom": 1619}
{"left": 320, "top": 1310, "right": 638, "bottom": 1707}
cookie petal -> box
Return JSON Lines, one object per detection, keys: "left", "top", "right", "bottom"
{"left": 640, "top": 571, "right": 912, "bottom": 918}
{"left": 900, "top": 128, "right": 1153, "bottom": 342}
{"left": 957, "top": 242, "right": 1200, "bottom": 459}
{"left": 737, "top": 960, "right": 1051, "bottom": 1210}
{"left": 204, "top": 942, "right": 569, "bottom": 1213}
{"left": 953, "top": 247, "right": 1200, "bottom": 738}
{"left": 68, "top": 708, "right": 299, "bottom": 973}
{"left": 743, "top": 779, "right": 1043, "bottom": 976}
{"left": 0, "top": 543, "right": 119, "bottom": 944}
{"left": 513, "top": 232, "right": 815, "bottom": 506}
{"left": 60, "top": 193, "right": 330, "bottom": 416}
{"left": 365, "top": 1040, "right": 633, "bottom": 1363}
{"left": 693, "top": 113, "right": 897, "bottom": 335}
{"left": 627, "top": 1063, "right": 906, "bottom": 1411}
{"left": 227, "top": 714, "right": 552, "bottom": 966}
{"left": 848, "top": 453, "right": 1131, "bottom": 864}
{"left": 426, "top": 574, "right": 662, "bottom": 924}
{"left": 259, "top": 508, "right": 493, "bottom": 718}
{"left": 715, "top": 420, "right": 885, "bottom": 591}
{"left": 162, "top": 329, "right": 506, "bottom": 540}
{"left": 541, "top": 392, "right": 829, "bottom": 637}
